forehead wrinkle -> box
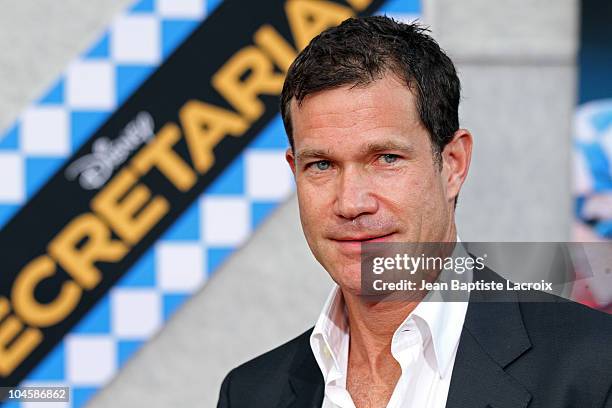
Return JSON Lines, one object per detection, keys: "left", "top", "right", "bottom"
{"left": 303, "top": 123, "right": 414, "bottom": 145}
{"left": 291, "top": 77, "right": 426, "bottom": 150}
{"left": 303, "top": 106, "right": 381, "bottom": 131}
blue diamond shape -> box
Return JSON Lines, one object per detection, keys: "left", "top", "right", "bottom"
{"left": 163, "top": 200, "right": 200, "bottom": 240}
{"left": 0, "top": 204, "right": 19, "bottom": 229}
{"left": 250, "top": 115, "right": 290, "bottom": 149}
{"left": 251, "top": 201, "right": 278, "bottom": 229}
{"left": 39, "top": 79, "right": 65, "bottom": 105}
{"left": 85, "top": 33, "right": 110, "bottom": 59}
{"left": 130, "top": 0, "right": 154, "bottom": 13}
{"left": 206, "top": 0, "right": 224, "bottom": 13}
{"left": 73, "top": 296, "right": 110, "bottom": 334}
{"left": 206, "top": 155, "right": 244, "bottom": 195}
{"left": 379, "top": 0, "right": 420, "bottom": 14}
{"left": 163, "top": 293, "right": 189, "bottom": 320}
{"left": 116, "top": 65, "right": 155, "bottom": 104}
{"left": 25, "top": 157, "right": 65, "bottom": 198}
{"left": 118, "top": 340, "right": 144, "bottom": 366}
{"left": 0, "top": 124, "right": 19, "bottom": 150}
{"left": 72, "top": 387, "right": 98, "bottom": 408}
{"left": 207, "top": 247, "right": 234, "bottom": 274}
{"left": 27, "top": 342, "right": 64, "bottom": 381}
{"left": 118, "top": 248, "right": 156, "bottom": 287}
{"left": 71, "top": 110, "right": 111, "bottom": 151}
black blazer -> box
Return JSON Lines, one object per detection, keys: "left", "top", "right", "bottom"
{"left": 217, "top": 268, "right": 612, "bottom": 407}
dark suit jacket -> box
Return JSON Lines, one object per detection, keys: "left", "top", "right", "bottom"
{"left": 217, "top": 267, "right": 612, "bottom": 407}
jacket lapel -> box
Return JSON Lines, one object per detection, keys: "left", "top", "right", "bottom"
{"left": 278, "top": 331, "right": 324, "bottom": 408}
{"left": 446, "top": 267, "right": 533, "bottom": 408}
{"left": 283, "top": 376, "right": 324, "bottom": 408}
{"left": 280, "top": 268, "right": 533, "bottom": 408}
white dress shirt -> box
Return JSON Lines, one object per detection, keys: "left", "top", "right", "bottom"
{"left": 310, "top": 239, "right": 472, "bottom": 408}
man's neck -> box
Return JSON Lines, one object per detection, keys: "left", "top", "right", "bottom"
{"left": 343, "top": 289, "right": 418, "bottom": 371}
{"left": 343, "top": 292, "right": 414, "bottom": 407}
{"left": 343, "top": 227, "right": 459, "bottom": 373}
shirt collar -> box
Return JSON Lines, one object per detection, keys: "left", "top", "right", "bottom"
{"left": 310, "top": 283, "right": 348, "bottom": 382}
{"left": 310, "top": 235, "right": 471, "bottom": 381}
{"left": 405, "top": 236, "right": 471, "bottom": 377}
{"left": 402, "top": 286, "right": 469, "bottom": 377}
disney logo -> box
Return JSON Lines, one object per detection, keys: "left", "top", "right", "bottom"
{"left": 65, "top": 111, "right": 155, "bottom": 190}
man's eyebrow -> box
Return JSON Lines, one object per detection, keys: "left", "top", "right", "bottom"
{"left": 360, "top": 141, "right": 416, "bottom": 155}
{"left": 295, "top": 148, "right": 332, "bottom": 162}
{"left": 295, "top": 142, "right": 416, "bottom": 162}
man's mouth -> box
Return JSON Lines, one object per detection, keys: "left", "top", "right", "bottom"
{"left": 331, "top": 232, "right": 395, "bottom": 243}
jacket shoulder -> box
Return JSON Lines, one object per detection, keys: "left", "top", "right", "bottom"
{"left": 518, "top": 291, "right": 612, "bottom": 374}
{"left": 519, "top": 289, "right": 612, "bottom": 336}
{"left": 230, "top": 327, "right": 313, "bottom": 378}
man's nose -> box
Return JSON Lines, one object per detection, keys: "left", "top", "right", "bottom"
{"left": 333, "top": 165, "right": 378, "bottom": 220}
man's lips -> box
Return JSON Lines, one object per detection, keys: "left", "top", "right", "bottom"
{"left": 330, "top": 232, "right": 396, "bottom": 244}
{"left": 328, "top": 232, "right": 397, "bottom": 256}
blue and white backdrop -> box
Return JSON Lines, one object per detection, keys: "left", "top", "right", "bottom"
{"left": 0, "top": 0, "right": 420, "bottom": 406}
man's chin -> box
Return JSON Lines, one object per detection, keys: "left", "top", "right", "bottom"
{"left": 338, "top": 284, "right": 412, "bottom": 305}
{"left": 330, "top": 269, "right": 363, "bottom": 294}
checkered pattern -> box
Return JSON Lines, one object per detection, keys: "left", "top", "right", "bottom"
{"left": 0, "top": 0, "right": 421, "bottom": 407}
{"left": 0, "top": 0, "right": 224, "bottom": 228}
{"left": 574, "top": 99, "right": 612, "bottom": 238}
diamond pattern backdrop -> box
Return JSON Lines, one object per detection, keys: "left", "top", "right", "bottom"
{"left": 0, "top": 0, "right": 420, "bottom": 406}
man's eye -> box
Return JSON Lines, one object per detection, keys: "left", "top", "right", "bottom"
{"left": 310, "top": 160, "right": 331, "bottom": 171}
{"left": 380, "top": 154, "right": 399, "bottom": 164}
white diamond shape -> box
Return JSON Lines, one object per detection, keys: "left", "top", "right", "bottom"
{"left": 66, "top": 60, "right": 115, "bottom": 110}
{"left": 111, "top": 289, "right": 161, "bottom": 339}
{"left": 111, "top": 15, "right": 160, "bottom": 64}
{"left": 0, "top": 152, "right": 24, "bottom": 202}
{"left": 66, "top": 335, "right": 116, "bottom": 386}
{"left": 246, "top": 149, "right": 294, "bottom": 200}
{"left": 201, "top": 197, "right": 250, "bottom": 246}
{"left": 157, "top": 0, "right": 204, "bottom": 18}
{"left": 21, "top": 107, "right": 69, "bottom": 156}
{"left": 157, "top": 242, "right": 206, "bottom": 292}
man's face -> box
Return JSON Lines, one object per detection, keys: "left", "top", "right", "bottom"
{"left": 286, "top": 74, "right": 468, "bottom": 294}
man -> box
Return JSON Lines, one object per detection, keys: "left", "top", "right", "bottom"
{"left": 217, "top": 16, "right": 612, "bottom": 408}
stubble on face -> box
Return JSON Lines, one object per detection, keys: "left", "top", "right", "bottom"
{"left": 286, "top": 74, "right": 456, "bottom": 294}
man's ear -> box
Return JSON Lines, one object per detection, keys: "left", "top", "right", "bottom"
{"left": 286, "top": 147, "right": 296, "bottom": 176}
{"left": 441, "top": 129, "right": 473, "bottom": 202}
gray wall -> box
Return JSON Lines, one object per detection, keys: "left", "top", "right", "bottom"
{"left": 0, "top": 0, "right": 133, "bottom": 133}
{"left": 0, "top": 0, "right": 577, "bottom": 406}
{"left": 431, "top": 0, "right": 578, "bottom": 242}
